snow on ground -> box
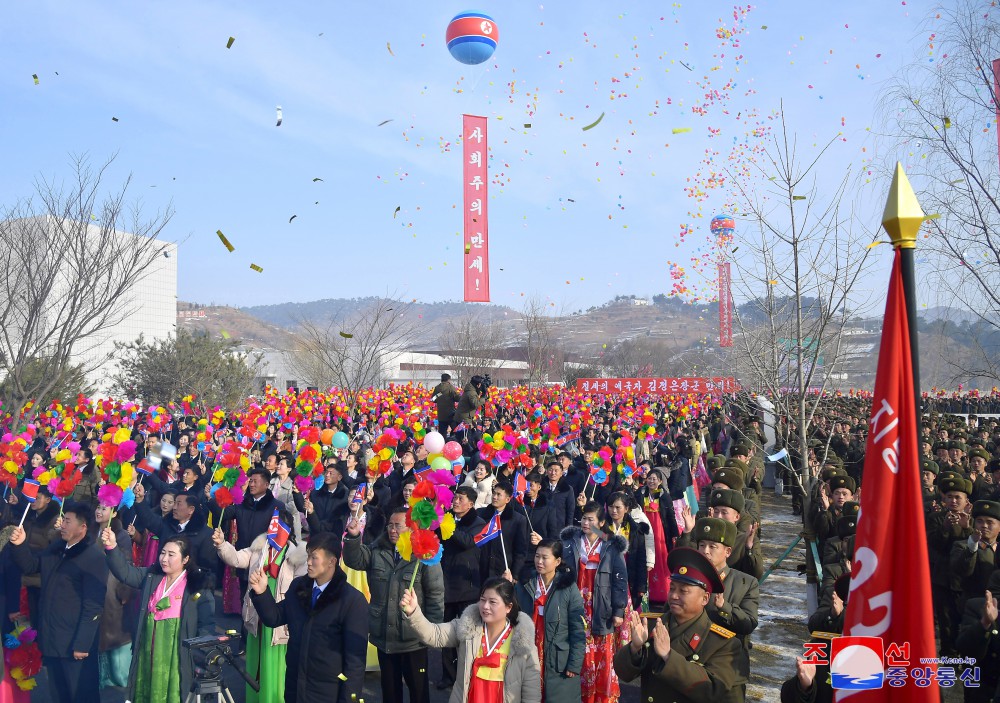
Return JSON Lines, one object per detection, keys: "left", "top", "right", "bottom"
{"left": 748, "top": 492, "right": 810, "bottom": 700}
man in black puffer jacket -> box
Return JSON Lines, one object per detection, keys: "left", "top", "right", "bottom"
{"left": 545, "top": 459, "right": 577, "bottom": 537}
{"left": 9, "top": 501, "right": 108, "bottom": 703}
{"left": 251, "top": 532, "right": 369, "bottom": 703}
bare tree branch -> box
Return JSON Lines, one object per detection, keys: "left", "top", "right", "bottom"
{"left": 0, "top": 154, "right": 173, "bottom": 419}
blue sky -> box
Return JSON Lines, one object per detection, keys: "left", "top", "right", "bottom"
{"left": 0, "top": 0, "right": 940, "bottom": 310}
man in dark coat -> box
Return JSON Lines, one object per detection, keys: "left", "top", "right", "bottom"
{"left": 219, "top": 468, "right": 279, "bottom": 550}
{"left": 132, "top": 484, "right": 217, "bottom": 585}
{"left": 431, "top": 373, "right": 461, "bottom": 433}
{"left": 545, "top": 458, "right": 577, "bottom": 537}
{"left": 305, "top": 462, "right": 353, "bottom": 539}
{"left": 9, "top": 501, "right": 108, "bottom": 703}
{"left": 343, "top": 508, "right": 444, "bottom": 703}
{"left": 436, "top": 485, "right": 486, "bottom": 690}
{"left": 614, "top": 548, "right": 744, "bottom": 702}
{"left": 250, "top": 532, "right": 369, "bottom": 703}
{"left": 477, "top": 481, "right": 530, "bottom": 582}
{"left": 4, "top": 483, "right": 60, "bottom": 625}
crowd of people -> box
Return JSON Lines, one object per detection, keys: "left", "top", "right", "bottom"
{"left": 0, "top": 376, "right": 998, "bottom": 703}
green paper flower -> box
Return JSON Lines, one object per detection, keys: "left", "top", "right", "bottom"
{"left": 410, "top": 500, "right": 438, "bottom": 529}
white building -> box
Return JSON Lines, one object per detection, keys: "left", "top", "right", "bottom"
{"left": 0, "top": 216, "right": 177, "bottom": 395}
{"left": 83, "top": 237, "right": 177, "bottom": 392}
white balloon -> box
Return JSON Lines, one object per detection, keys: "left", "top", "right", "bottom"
{"left": 423, "top": 431, "right": 445, "bottom": 454}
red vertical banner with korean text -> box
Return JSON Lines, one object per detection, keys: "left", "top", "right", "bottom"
{"left": 463, "top": 114, "right": 490, "bottom": 302}
{"left": 719, "top": 262, "right": 733, "bottom": 347}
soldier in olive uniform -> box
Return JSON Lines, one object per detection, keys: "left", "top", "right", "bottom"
{"left": 708, "top": 488, "right": 763, "bottom": 580}
{"left": 967, "top": 448, "right": 993, "bottom": 502}
{"left": 810, "top": 475, "right": 856, "bottom": 553}
{"left": 614, "top": 548, "right": 745, "bottom": 703}
{"left": 954, "top": 569, "right": 1000, "bottom": 703}
{"left": 693, "top": 517, "right": 760, "bottom": 690}
{"left": 927, "top": 474, "right": 974, "bottom": 655}
{"left": 950, "top": 500, "right": 1000, "bottom": 610}
{"left": 921, "top": 459, "right": 940, "bottom": 516}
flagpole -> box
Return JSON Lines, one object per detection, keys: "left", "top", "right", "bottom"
{"left": 882, "top": 162, "right": 924, "bottom": 423}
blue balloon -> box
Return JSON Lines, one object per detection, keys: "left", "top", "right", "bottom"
{"left": 332, "top": 431, "right": 350, "bottom": 449}
{"left": 446, "top": 12, "right": 498, "bottom": 65}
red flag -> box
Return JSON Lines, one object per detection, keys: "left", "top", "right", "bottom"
{"left": 837, "top": 249, "right": 936, "bottom": 700}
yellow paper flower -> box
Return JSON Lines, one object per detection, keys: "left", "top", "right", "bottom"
{"left": 439, "top": 512, "right": 456, "bottom": 541}
{"left": 36, "top": 471, "right": 54, "bottom": 485}
{"left": 240, "top": 455, "right": 251, "bottom": 471}
{"left": 117, "top": 462, "right": 134, "bottom": 489}
{"left": 214, "top": 467, "right": 227, "bottom": 482}
{"left": 395, "top": 531, "right": 413, "bottom": 561}
{"left": 55, "top": 449, "right": 71, "bottom": 463}
{"left": 113, "top": 427, "right": 131, "bottom": 444}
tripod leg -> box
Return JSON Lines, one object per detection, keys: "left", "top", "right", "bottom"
{"left": 222, "top": 687, "right": 238, "bottom": 703}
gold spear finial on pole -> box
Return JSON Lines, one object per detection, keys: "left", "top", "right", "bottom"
{"left": 881, "top": 162, "right": 925, "bottom": 249}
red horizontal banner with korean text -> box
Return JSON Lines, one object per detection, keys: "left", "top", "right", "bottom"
{"left": 463, "top": 114, "right": 490, "bottom": 302}
{"left": 575, "top": 377, "right": 737, "bottom": 394}
{"left": 719, "top": 262, "right": 733, "bottom": 347}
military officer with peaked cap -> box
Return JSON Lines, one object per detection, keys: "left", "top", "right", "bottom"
{"left": 614, "top": 547, "right": 745, "bottom": 703}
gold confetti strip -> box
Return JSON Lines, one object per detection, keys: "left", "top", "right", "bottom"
{"left": 250, "top": 263, "right": 263, "bottom": 273}
{"left": 672, "top": 127, "right": 692, "bottom": 134}
{"left": 339, "top": 331, "right": 354, "bottom": 339}
{"left": 216, "top": 230, "right": 235, "bottom": 252}
{"left": 925, "top": 213, "right": 941, "bottom": 220}
{"left": 792, "top": 195, "right": 807, "bottom": 200}
{"left": 221, "top": 330, "right": 231, "bottom": 339}
{"left": 387, "top": 42, "right": 394, "bottom": 56}
{"left": 393, "top": 206, "right": 401, "bottom": 219}
{"left": 32, "top": 74, "right": 39, "bottom": 85}
{"left": 226, "top": 36, "right": 235, "bottom": 49}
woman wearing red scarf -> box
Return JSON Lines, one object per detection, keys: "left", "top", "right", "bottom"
{"left": 401, "top": 578, "right": 540, "bottom": 703}
{"left": 560, "top": 502, "right": 631, "bottom": 703}
{"left": 514, "top": 539, "right": 585, "bottom": 701}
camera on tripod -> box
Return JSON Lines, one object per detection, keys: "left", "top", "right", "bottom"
{"left": 182, "top": 632, "right": 259, "bottom": 702}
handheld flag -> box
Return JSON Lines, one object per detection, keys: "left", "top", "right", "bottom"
{"left": 512, "top": 471, "right": 528, "bottom": 505}
{"left": 266, "top": 508, "right": 290, "bottom": 553}
{"left": 136, "top": 458, "right": 154, "bottom": 476}
{"left": 474, "top": 512, "right": 502, "bottom": 547}
{"left": 351, "top": 483, "right": 367, "bottom": 506}
{"left": 21, "top": 479, "right": 40, "bottom": 503}
{"left": 17, "top": 479, "right": 40, "bottom": 529}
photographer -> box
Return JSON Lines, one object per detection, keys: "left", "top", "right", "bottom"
{"left": 455, "top": 374, "right": 490, "bottom": 436}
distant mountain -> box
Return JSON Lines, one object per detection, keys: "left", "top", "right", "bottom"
{"left": 242, "top": 297, "right": 517, "bottom": 329}
{"left": 918, "top": 306, "right": 983, "bottom": 324}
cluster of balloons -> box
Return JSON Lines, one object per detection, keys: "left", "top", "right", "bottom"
{"left": 320, "top": 428, "right": 351, "bottom": 449}
{"left": 423, "top": 431, "right": 465, "bottom": 474}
